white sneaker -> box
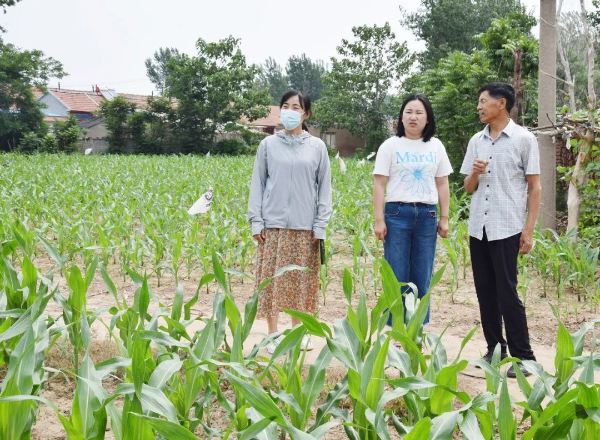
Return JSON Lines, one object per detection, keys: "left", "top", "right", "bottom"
{"left": 267, "top": 333, "right": 282, "bottom": 354}
{"left": 300, "top": 335, "right": 313, "bottom": 351}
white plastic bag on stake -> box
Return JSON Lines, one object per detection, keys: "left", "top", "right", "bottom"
{"left": 188, "top": 186, "right": 213, "bottom": 215}
{"left": 335, "top": 152, "right": 346, "bottom": 175}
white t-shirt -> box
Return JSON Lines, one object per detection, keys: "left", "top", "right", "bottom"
{"left": 373, "top": 136, "right": 453, "bottom": 205}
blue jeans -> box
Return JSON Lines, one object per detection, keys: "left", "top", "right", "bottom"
{"left": 383, "top": 202, "right": 438, "bottom": 325}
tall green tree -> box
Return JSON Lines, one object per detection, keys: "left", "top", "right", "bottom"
{"left": 127, "top": 97, "right": 177, "bottom": 155}
{"left": 314, "top": 23, "right": 414, "bottom": 150}
{"left": 258, "top": 57, "right": 289, "bottom": 105}
{"left": 99, "top": 96, "right": 136, "bottom": 154}
{"left": 166, "top": 36, "right": 270, "bottom": 154}
{"left": 286, "top": 54, "right": 326, "bottom": 101}
{"left": 402, "top": 0, "right": 525, "bottom": 68}
{"left": 406, "top": 11, "right": 537, "bottom": 173}
{"left": 0, "top": 37, "right": 65, "bottom": 151}
{"left": 478, "top": 11, "right": 538, "bottom": 122}
{"left": 53, "top": 115, "right": 81, "bottom": 153}
{"left": 145, "top": 47, "right": 182, "bottom": 96}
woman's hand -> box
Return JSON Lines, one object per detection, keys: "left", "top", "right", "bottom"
{"left": 375, "top": 219, "right": 387, "bottom": 242}
{"left": 437, "top": 217, "right": 449, "bottom": 238}
{"left": 253, "top": 229, "right": 266, "bottom": 244}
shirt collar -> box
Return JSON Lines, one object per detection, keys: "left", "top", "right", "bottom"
{"left": 481, "top": 118, "right": 516, "bottom": 139}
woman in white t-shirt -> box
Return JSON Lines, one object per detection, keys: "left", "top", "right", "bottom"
{"left": 373, "top": 93, "right": 452, "bottom": 325}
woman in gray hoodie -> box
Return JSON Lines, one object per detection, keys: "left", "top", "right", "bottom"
{"left": 247, "top": 90, "right": 332, "bottom": 354}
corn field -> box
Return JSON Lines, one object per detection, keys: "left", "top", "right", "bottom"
{"left": 0, "top": 153, "right": 599, "bottom": 439}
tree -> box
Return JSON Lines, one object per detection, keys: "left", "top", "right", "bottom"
{"left": 406, "top": 10, "right": 538, "bottom": 174}
{"left": 565, "top": 0, "right": 597, "bottom": 234}
{"left": 53, "top": 115, "right": 80, "bottom": 153}
{"left": 166, "top": 36, "right": 270, "bottom": 154}
{"left": 478, "top": 11, "right": 538, "bottom": 123}
{"left": 258, "top": 57, "right": 289, "bottom": 105}
{"left": 286, "top": 54, "right": 326, "bottom": 101}
{"left": 0, "top": 37, "right": 65, "bottom": 151}
{"left": 127, "top": 97, "right": 177, "bottom": 155}
{"left": 557, "top": 10, "right": 598, "bottom": 111}
{"left": 314, "top": 23, "right": 414, "bottom": 150}
{"left": 401, "top": 0, "right": 525, "bottom": 68}
{"left": 99, "top": 96, "right": 136, "bottom": 153}
{"left": 1, "top": 0, "right": 21, "bottom": 13}
{"left": 145, "top": 47, "right": 182, "bottom": 96}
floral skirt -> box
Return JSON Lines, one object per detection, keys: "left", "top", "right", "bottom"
{"left": 255, "top": 228, "right": 320, "bottom": 319}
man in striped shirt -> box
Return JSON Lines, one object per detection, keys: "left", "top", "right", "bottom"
{"left": 460, "top": 82, "right": 542, "bottom": 378}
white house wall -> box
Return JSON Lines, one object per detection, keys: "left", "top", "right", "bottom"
{"left": 38, "top": 94, "right": 69, "bottom": 117}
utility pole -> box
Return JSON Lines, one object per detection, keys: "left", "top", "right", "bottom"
{"left": 538, "top": 0, "right": 557, "bottom": 230}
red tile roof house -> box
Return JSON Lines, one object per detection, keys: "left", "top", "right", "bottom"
{"left": 241, "top": 105, "right": 365, "bottom": 157}
{"left": 36, "top": 87, "right": 152, "bottom": 153}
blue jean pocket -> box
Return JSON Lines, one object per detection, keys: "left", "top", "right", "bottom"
{"left": 385, "top": 203, "right": 402, "bottom": 216}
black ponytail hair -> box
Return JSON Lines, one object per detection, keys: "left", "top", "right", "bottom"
{"left": 280, "top": 90, "right": 311, "bottom": 132}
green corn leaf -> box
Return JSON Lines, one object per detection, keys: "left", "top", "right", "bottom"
{"left": 71, "top": 352, "right": 106, "bottom": 439}
{"left": 283, "top": 309, "right": 332, "bottom": 338}
{"left": 239, "top": 417, "right": 275, "bottom": 440}
{"left": 405, "top": 418, "right": 432, "bottom": 439}
{"left": 522, "top": 389, "right": 580, "bottom": 440}
{"left": 149, "top": 358, "right": 183, "bottom": 390}
{"left": 115, "top": 383, "right": 179, "bottom": 423}
{"left": 138, "top": 330, "right": 189, "bottom": 348}
{"left": 533, "top": 402, "right": 579, "bottom": 440}
{"left": 459, "top": 410, "right": 485, "bottom": 440}
{"left": 242, "top": 288, "right": 259, "bottom": 341}
{"left": 431, "top": 360, "right": 469, "bottom": 415}
{"left": 131, "top": 335, "right": 149, "bottom": 401}
{"left": 365, "top": 335, "right": 390, "bottom": 409}
{"left": 171, "top": 283, "right": 184, "bottom": 322}
{"left": 301, "top": 345, "right": 333, "bottom": 419}
{"left": 223, "top": 371, "right": 287, "bottom": 426}
{"left": 430, "top": 411, "right": 460, "bottom": 439}
{"left": 342, "top": 267, "right": 353, "bottom": 305}
{"left": 555, "top": 321, "right": 575, "bottom": 384}
{"left": 498, "top": 375, "right": 516, "bottom": 440}
{"left": 135, "top": 414, "right": 199, "bottom": 440}
{"left": 212, "top": 250, "right": 228, "bottom": 293}
{"left": 311, "top": 378, "right": 349, "bottom": 430}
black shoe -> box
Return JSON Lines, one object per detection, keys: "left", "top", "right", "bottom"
{"left": 507, "top": 363, "right": 532, "bottom": 378}
{"left": 475, "top": 350, "right": 508, "bottom": 368}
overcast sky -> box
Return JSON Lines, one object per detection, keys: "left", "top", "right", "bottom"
{"left": 0, "top": 0, "right": 592, "bottom": 95}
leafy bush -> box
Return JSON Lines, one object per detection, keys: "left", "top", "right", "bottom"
{"left": 16, "top": 132, "right": 44, "bottom": 153}
{"left": 214, "top": 138, "right": 250, "bottom": 155}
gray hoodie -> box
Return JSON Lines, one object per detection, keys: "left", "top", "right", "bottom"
{"left": 247, "top": 130, "right": 332, "bottom": 239}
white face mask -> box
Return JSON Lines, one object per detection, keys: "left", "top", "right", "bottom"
{"left": 280, "top": 109, "right": 304, "bottom": 130}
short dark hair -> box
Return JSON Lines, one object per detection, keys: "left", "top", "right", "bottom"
{"left": 396, "top": 93, "right": 436, "bottom": 142}
{"left": 478, "top": 82, "right": 515, "bottom": 113}
{"left": 280, "top": 90, "right": 312, "bottom": 132}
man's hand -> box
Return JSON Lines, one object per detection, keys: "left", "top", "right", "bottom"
{"left": 437, "top": 217, "right": 449, "bottom": 238}
{"left": 472, "top": 158, "right": 489, "bottom": 175}
{"left": 375, "top": 219, "right": 387, "bottom": 242}
{"left": 520, "top": 228, "right": 534, "bottom": 254}
{"left": 253, "top": 229, "right": 266, "bottom": 244}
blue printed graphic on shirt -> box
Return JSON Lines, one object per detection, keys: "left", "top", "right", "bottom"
{"left": 398, "top": 164, "right": 434, "bottom": 199}
{"left": 394, "top": 151, "right": 437, "bottom": 199}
